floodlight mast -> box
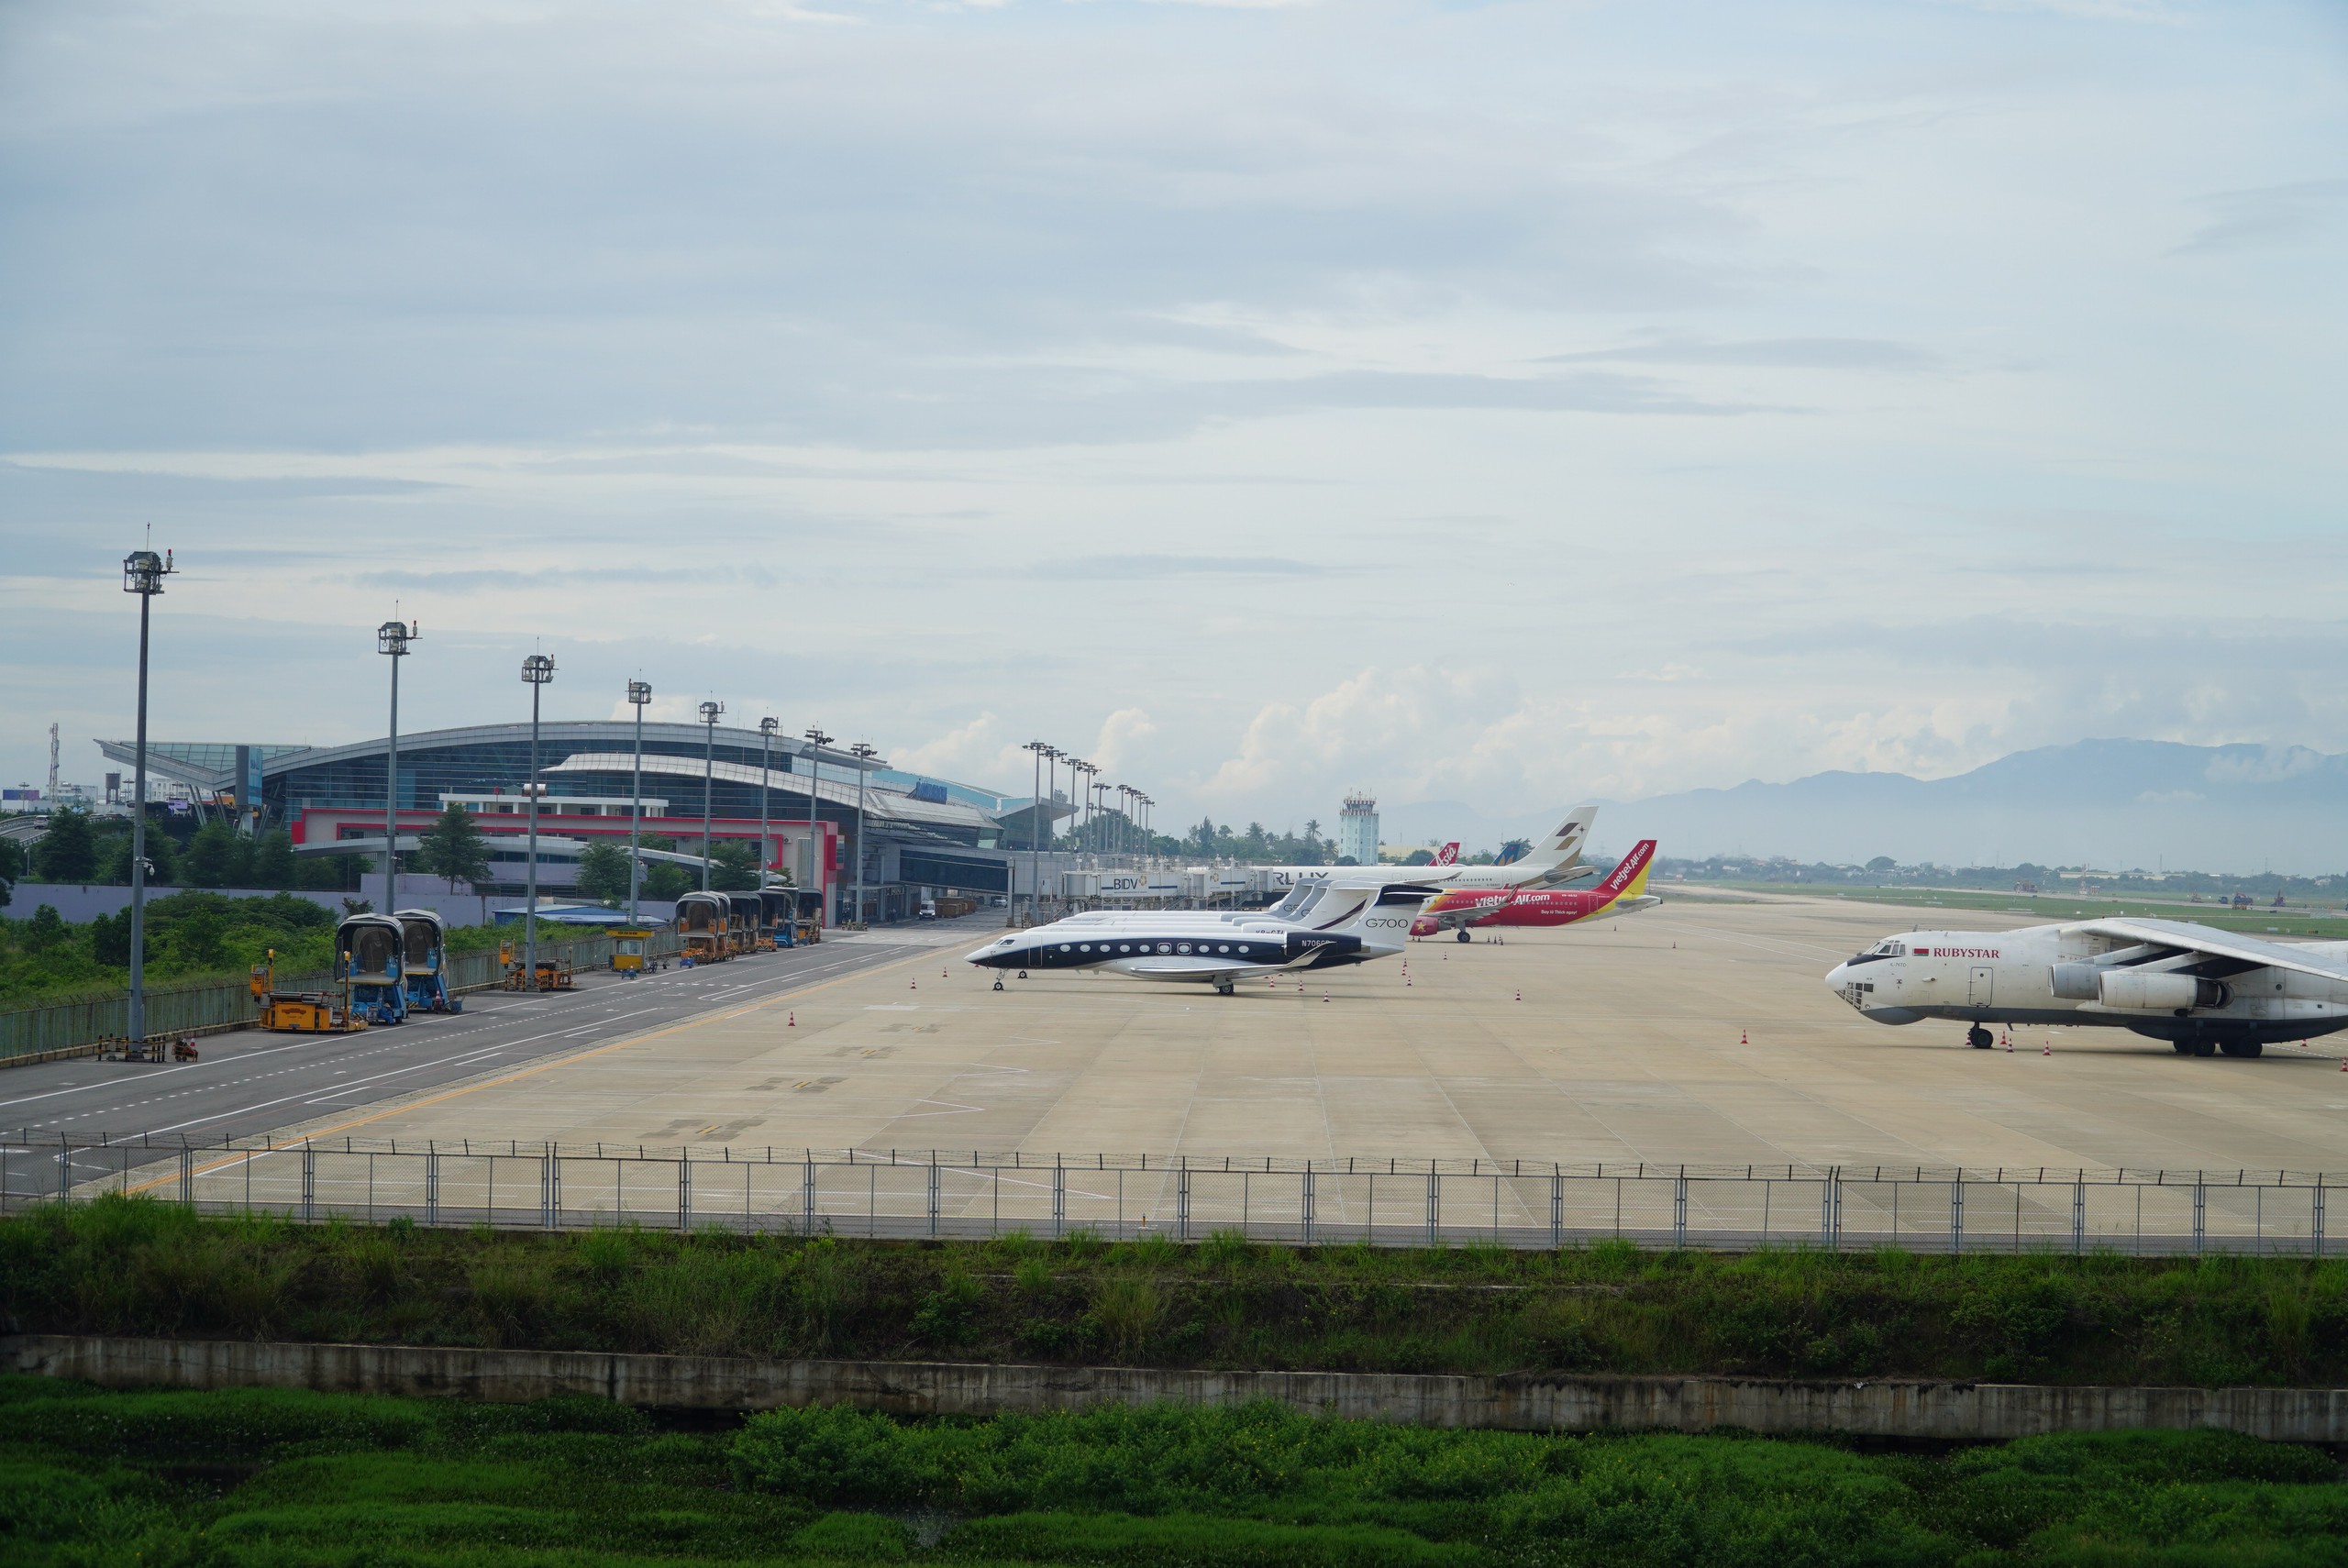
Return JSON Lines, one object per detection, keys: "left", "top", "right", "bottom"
{"left": 849, "top": 743, "right": 877, "bottom": 928}
{"left": 122, "top": 546, "right": 176, "bottom": 1043}
{"left": 626, "top": 680, "right": 651, "bottom": 922}
{"left": 520, "top": 654, "right": 557, "bottom": 988}
{"left": 758, "top": 717, "right": 779, "bottom": 905}
{"left": 803, "top": 728, "right": 834, "bottom": 926}
{"left": 698, "top": 701, "right": 725, "bottom": 891}
{"left": 377, "top": 620, "right": 418, "bottom": 916}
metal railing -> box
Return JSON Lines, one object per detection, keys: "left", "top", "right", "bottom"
{"left": 3, "top": 1138, "right": 2331, "bottom": 1257}
{"left": 0, "top": 930, "right": 681, "bottom": 1061}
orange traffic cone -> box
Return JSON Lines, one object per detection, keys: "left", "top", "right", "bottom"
{"left": 1323, "top": 990, "right": 1330, "bottom": 1002}
{"left": 1739, "top": 1029, "right": 1747, "bottom": 1045}
{"left": 2042, "top": 1041, "right": 2052, "bottom": 1056}
{"left": 1515, "top": 989, "right": 1523, "bottom": 1002}
{"left": 787, "top": 1012, "right": 795, "bottom": 1027}
{"left": 910, "top": 978, "right": 917, "bottom": 990}
{"left": 2005, "top": 1034, "right": 2013, "bottom": 1053}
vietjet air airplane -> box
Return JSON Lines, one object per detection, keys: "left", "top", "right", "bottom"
{"left": 1826, "top": 917, "right": 2348, "bottom": 1057}
{"left": 1412, "top": 840, "right": 1660, "bottom": 941}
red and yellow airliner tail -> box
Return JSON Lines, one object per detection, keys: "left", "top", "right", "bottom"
{"left": 1594, "top": 839, "right": 1656, "bottom": 906}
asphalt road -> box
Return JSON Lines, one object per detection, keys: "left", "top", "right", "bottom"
{"left": 0, "top": 933, "right": 957, "bottom": 1158}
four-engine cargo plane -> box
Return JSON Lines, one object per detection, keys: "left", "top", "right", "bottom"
{"left": 1827, "top": 917, "right": 2348, "bottom": 1057}
{"left": 1412, "top": 840, "right": 1660, "bottom": 940}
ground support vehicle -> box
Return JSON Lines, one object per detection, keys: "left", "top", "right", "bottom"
{"left": 500, "top": 941, "right": 576, "bottom": 991}
{"left": 248, "top": 953, "right": 368, "bottom": 1034}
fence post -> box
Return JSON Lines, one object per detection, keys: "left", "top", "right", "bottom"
{"left": 541, "top": 1145, "right": 559, "bottom": 1230}
{"left": 1821, "top": 1167, "right": 1842, "bottom": 1250}
{"left": 2072, "top": 1176, "right": 2086, "bottom": 1254}
{"left": 927, "top": 1156, "right": 940, "bottom": 1239}
{"left": 1051, "top": 1159, "right": 1065, "bottom": 1240}
{"left": 1550, "top": 1171, "right": 1563, "bottom": 1250}
{"left": 178, "top": 1146, "right": 194, "bottom": 1207}
{"left": 56, "top": 1139, "right": 71, "bottom": 1204}
{"left": 2314, "top": 1176, "right": 2326, "bottom": 1259}
{"left": 2192, "top": 1177, "right": 2206, "bottom": 1254}
{"left": 1425, "top": 1165, "right": 1438, "bottom": 1248}
{"left": 803, "top": 1156, "right": 816, "bottom": 1234}
{"left": 301, "top": 1144, "right": 316, "bottom": 1221}
{"left": 1672, "top": 1169, "right": 1688, "bottom": 1249}
{"left": 426, "top": 1150, "right": 439, "bottom": 1227}
{"left": 1301, "top": 1166, "right": 1315, "bottom": 1245}
{"left": 1177, "top": 1164, "right": 1191, "bottom": 1242}
{"left": 1950, "top": 1176, "right": 1965, "bottom": 1255}
{"left": 678, "top": 1155, "right": 692, "bottom": 1233}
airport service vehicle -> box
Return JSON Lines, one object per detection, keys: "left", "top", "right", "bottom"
{"left": 249, "top": 949, "right": 367, "bottom": 1034}
{"left": 1826, "top": 917, "right": 2348, "bottom": 1057}
{"left": 393, "top": 909, "right": 462, "bottom": 1013}
{"left": 336, "top": 913, "right": 408, "bottom": 1025}
{"left": 675, "top": 891, "right": 731, "bottom": 964}
{"left": 1252, "top": 807, "right": 1600, "bottom": 898}
{"left": 968, "top": 879, "right": 1435, "bottom": 996}
{"left": 1412, "top": 840, "right": 1661, "bottom": 941}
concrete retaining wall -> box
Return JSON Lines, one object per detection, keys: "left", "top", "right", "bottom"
{"left": 6, "top": 1336, "right": 2342, "bottom": 1442}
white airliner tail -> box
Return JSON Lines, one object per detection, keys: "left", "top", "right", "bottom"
{"left": 1506, "top": 803, "right": 1598, "bottom": 885}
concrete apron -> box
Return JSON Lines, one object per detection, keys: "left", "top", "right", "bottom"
{"left": 6, "top": 1335, "right": 2344, "bottom": 1442}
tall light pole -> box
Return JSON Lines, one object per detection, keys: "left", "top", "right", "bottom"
{"left": 1041, "top": 745, "right": 1063, "bottom": 911}
{"left": 803, "top": 728, "right": 834, "bottom": 924}
{"left": 626, "top": 679, "right": 650, "bottom": 922}
{"left": 521, "top": 654, "right": 556, "bottom": 989}
{"left": 1021, "top": 740, "right": 1050, "bottom": 922}
{"left": 377, "top": 619, "right": 417, "bottom": 915}
{"left": 122, "top": 546, "right": 175, "bottom": 1043}
{"left": 1064, "top": 758, "right": 1089, "bottom": 855}
{"left": 849, "top": 742, "right": 876, "bottom": 928}
{"left": 698, "top": 701, "right": 724, "bottom": 891}
{"left": 758, "top": 716, "right": 778, "bottom": 896}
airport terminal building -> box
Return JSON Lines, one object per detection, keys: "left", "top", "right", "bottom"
{"left": 95, "top": 723, "right": 1066, "bottom": 923}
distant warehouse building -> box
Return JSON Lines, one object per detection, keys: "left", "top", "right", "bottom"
{"left": 94, "top": 722, "right": 1068, "bottom": 923}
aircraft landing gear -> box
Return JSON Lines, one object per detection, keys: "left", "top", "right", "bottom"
{"left": 1456, "top": 929, "right": 1471, "bottom": 944}
{"left": 1214, "top": 977, "right": 1235, "bottom": 996}
{"left": 1966, "top": 1024, "right": 1993, "bottom": 1050}
{"left": 992, "top": 977, "right": 1005, "bottom": 992}
{"left": 2220, "top": 1038, "right": 2264, "bottom": 1058}
{"left": 1016, "top": 969, "right": 1028, "bottom": 980}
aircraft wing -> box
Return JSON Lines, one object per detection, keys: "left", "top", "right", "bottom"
{"left": 2069, "top": 918, "right": 2348, "bottom": 984}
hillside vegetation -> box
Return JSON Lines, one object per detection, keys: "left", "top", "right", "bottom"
{"left": 4, "top": 1375, "right": 2344, "bottom": 1567}
{"left": 6, "top": 1198, "right": 2345, "bottom": 1388}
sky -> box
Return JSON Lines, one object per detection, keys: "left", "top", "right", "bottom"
{"left": 2, "top": 0, "right": 2344, "bottom": 845}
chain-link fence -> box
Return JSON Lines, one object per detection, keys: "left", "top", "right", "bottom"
{"left": 0, "top": 929, "right": 681, "bottom": 1062}
{"left": 4, "top": 1135, "right": 2332, "bottom": 1257}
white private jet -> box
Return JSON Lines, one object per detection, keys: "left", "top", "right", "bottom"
{"left": 968, "top": 878, "right": 1434, "bottom": 995}
{"left": 1825, "top": 916, "right": 2348, "bottom": 1057}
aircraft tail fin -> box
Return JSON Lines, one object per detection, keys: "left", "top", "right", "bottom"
{"left": 1596, "top": 840, "right": 1657, "bottom": 900}
{"left": 1433, "top": 842, "right": 1459, "bottom": 866}
{"left": 1509, "top": 804, "right": 1598, "bottom": 876}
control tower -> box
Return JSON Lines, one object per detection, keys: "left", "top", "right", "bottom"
{"left": 1336, "top": 790, "right": 1379, "bottom": 867}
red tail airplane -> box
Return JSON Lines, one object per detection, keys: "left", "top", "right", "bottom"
{"left": 1411, "top": 840, "right": 1659, "bottom": 941}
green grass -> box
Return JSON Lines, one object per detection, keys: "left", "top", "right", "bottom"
{"left": 6, "top": 1198, "right": 2348, "bottom": 1388}
{"left": 2, "top": 1375, "right": 2342, "bottom": 1566}
{"left": 1726, "top": 883, "right": 2348, "bottom": 938}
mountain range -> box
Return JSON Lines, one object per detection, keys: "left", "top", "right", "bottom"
{"left": 1381, "top": 741, "right": 2348, "bottom": 876}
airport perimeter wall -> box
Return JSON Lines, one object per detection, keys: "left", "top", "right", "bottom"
{"left": 6, "top": 1336, "right": 2343, "bottom": 1442}
{"left": 0, "top": 929, "right": 681, "bottom": 1063}
{"left": 7, "top": 1140, "right": 2335, "bottom": 1259}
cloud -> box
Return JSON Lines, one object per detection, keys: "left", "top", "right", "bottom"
{"left": 1536, "top": 337, "right": 1939, "bottom": 370}
{"left": 2170, "top": 179, "right": 2348, "bottom": 257}
{"left": 1030, "top": 555, "right": 1332, "bottom": 580}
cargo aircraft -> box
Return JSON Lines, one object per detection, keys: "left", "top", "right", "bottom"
{"left": 1412, "top": 840, "right": 1660, "bottom": 941}
{"left": 1826, "top": 916, "right": 2348, "bottom": 1057}
{"left": 968, "top": 878, "right": 1434, "bottom": 995}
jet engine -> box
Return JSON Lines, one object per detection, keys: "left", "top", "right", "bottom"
{"left": 2096, "top": 970, "right": 2229, "bottom": 1012}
